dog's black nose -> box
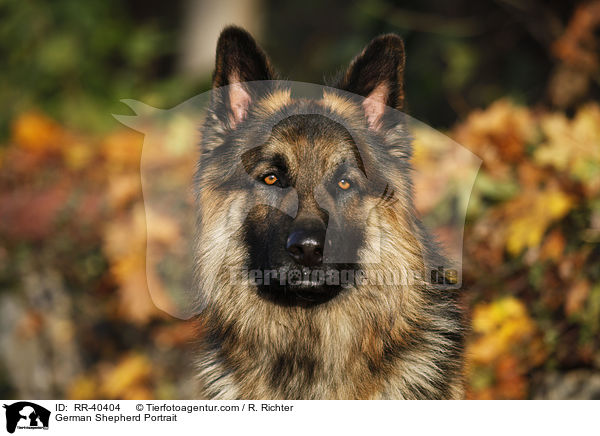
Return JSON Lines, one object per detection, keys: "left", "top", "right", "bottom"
{"left": 286, "top": 229, "right": 324, "bottom": 267}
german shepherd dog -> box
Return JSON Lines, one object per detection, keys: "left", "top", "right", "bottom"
{"left": 194, "top": 26, "right": 464, "bottom": 399}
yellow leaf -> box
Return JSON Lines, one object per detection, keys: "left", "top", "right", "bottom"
{"left": 534, "top": 104, "right": 600, "bottom": 184}
{"left": 101, "top": 353, "right": 152, "bottom": 399}
{"left": 469, "top": 297, "right": 542, "bottom": 366}
{"left": 63, "top": 142, "right": 95, "bottom": 170}
{"left": 506, "top": 186, "right": 573, "bottom": 256}
{"left": 68, "top": 376, "right": 98, "bottom": 400}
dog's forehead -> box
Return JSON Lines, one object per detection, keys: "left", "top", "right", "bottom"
{"left": 263, "top": 113, "right": 360, "bottom": 172}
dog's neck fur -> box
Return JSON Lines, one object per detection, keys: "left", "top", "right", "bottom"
{"left": 197, "top": 290, "right": 463, "bottom": 399}
{"left": 195, "top": 220, "right": 464, "bottom": 400}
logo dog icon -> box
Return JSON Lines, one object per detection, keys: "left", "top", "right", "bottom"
{"left": 3, "top": 402, "right": 50, "bottom": 434}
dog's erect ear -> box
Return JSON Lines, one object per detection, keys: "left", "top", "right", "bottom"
{"left": 338, "top": 34, "right": 405, "bottom": 129}
{"left": 212, "top": 26, "right": 275, "bottom": 127}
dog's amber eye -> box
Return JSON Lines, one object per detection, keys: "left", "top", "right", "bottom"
{"left": 338, "top": 179, "right": 351, "bottom": 190}
{"left": 264, "top": 174, "right": 278, "bottom": 185}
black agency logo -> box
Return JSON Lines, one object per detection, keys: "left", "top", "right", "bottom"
{"left": 2, "top": 402, "right": 50, "bottom": 434}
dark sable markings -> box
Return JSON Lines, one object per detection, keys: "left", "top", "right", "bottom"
{"left": 366, "top": 330, "right": 420, "bottom": 377}
{"left": 241, "top": 148, "right": 290, "bottom": 181}
{"left": 270, "top": 351, "right": 318, "bottom": 394}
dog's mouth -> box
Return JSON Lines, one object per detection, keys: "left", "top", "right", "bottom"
{"left": 252, "top": 266, "right": 353, "bottom": 307}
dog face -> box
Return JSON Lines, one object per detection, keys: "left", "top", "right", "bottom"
{"left": 196, "top": 27, "right": 416, "bottom": 307}
{"left": 240, "top": 113, "right": 375, "bottom": 304}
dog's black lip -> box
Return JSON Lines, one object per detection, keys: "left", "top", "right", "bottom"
{"left": 248, "top": 263, "right": 358, "bottom": 307}
{"left": 294, "top": 280, "right": 327, "bottom": 288}
{"left": 256, "top": 284, "right": 344, "bottom": 307}
{"left": 255, "top": 278, "right": 345, "bottom": 307}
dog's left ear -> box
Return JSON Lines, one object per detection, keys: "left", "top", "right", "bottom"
{"left": 338, "top": 34, "right": 405, "bottom": 130}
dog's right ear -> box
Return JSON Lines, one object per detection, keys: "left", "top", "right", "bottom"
{"left": 212, "top": 26, "right": 275, "bottom": 127}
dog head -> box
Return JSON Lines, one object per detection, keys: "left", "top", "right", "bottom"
{"left": 196, "top": 27, "right": 420, "bottom": 307}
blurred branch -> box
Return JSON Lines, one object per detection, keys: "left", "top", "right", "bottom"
{"left": 548, "top": 1, "right": 600, "bottom": 108}
{"left": 551, "top": 0, "right": 600, "bottom": 72}
{"left": 364, "top": 7, "right": 487, "bottom": 37}
{"left": 493, "top": 0, "right": 564, "bottom": 49}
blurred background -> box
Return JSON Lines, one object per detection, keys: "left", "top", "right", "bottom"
{"left": 1, "top": 0, "right": 599, "bottom": 399}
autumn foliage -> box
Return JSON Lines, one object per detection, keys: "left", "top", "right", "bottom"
{"left": 457, "top": 101, "right": 600, "bottom": 399}
{"left": 1, "top": 97, "right": 598, "bottom": 399}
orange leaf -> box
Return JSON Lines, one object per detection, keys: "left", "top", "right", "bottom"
{"left": 565, "top": 280, "right": 591, "bottom": 316}
{"left": 12, "top": 112, "right": 65, "bottom": 154}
